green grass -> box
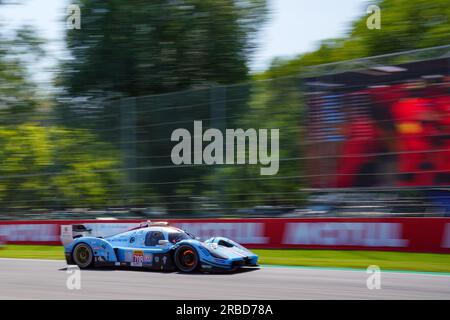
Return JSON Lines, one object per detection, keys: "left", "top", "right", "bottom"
{"left": 0, "top": 245, "right": 64, "bottom": 260}
{"left": 253, "top": 249, "right": 450, "bottom": 273}
{"left": 1, "top": 245, "right": 449, "bottom": 273}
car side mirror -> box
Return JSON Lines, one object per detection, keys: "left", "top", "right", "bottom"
{"left": 158, "top": 240, "right": 169, "bottom": 245}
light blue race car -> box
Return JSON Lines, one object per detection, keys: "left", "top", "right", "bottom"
{"left": 62, "top": 221, "right": 259, "bottom": 273}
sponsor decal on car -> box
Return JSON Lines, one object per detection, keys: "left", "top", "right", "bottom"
{"left": 131, "top": 250, "right": 144, "bottom": 267}
{"left": 110, "top": 237, "right": 128, "bottom": 243}
{"left": 143, "top": 253, "right": 153, "bottom": 264}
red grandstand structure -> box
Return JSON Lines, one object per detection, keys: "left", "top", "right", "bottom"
{"left": 303, "top": 47, "right": 450, "bottom": 214}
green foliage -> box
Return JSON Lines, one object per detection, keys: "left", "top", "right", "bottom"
{"left": 0, "top": 124, "right": 123, "bottom": 209}
{"left": 3, "top": 0, "right": 450, "bottom": 213}
{"left": 237, "top": 0, "right": 450, "bottom": 209}
{"left": 59, "top": 0, "right": 268, "bottom": 96}
{"left": 55, "top": 0, "right": 269, "bottom": 211}
{"left": 257, "top": 0, "right": 450, "bottom": 79}
{"left": 205, "top": 78, "right": 307, "bottom": 209}
{"left": 0, "top": 18, "right": 125, "bottom": 210}
{"left": 0, "top": 25, "right": 45, "bottom": 123}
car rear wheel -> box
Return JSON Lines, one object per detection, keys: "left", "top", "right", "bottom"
{"left": 174, "top": 245, "right": 199, "bottom": 273}
{"left": 72, "top": 243, "right": 94, "bottom": 269}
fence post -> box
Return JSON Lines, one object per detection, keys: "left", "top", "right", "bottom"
{"left": 120, "top": 97, "right": 137, "bottom": 206}
{"left": 210, "top": 85, "right": 227, "bottom": 213}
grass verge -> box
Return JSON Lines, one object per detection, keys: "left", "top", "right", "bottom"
{"left": 253, "top": 249, "right": 450, "bottom": 273}
{"left": 0, "top": 245, "right": 449, "bottom": 273}
{"left": 0, "top": 245, "right": 64, "bottom": 260}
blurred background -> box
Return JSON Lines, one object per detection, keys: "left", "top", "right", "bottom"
{"left": 0, "top": 0, "right": 449, "bottom": 221}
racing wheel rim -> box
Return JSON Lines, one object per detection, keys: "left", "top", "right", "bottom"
{"left": 73, "top": 243, "right": 93, "bottom": 268}
{"left": 182, "top": 249, "right": 195, "bottom": 267}
{"left": 175, "top": 246, "right": 198, "bottom": 272}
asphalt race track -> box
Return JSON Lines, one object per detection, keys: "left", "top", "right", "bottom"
{"left": 1, "top": 258, "right": 449, "bottom": 299}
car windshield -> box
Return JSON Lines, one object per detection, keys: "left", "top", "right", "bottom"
{"left": 168, "top": 230, "right": 195, "bottom": 243}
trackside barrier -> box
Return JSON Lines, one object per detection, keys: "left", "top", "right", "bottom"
{"left": 0, "top": 218, "right": 449, "bottom": 253}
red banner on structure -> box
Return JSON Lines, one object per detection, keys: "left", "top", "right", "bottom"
{"left": 0, "top": 218, "right": 449, "bottom": 253}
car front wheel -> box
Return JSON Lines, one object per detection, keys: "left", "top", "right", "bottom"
{"left": 174, "top": 245, "right": 199, "bottom": 273}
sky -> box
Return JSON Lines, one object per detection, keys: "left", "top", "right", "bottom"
{"left": 252, "top": 0, "right": 367, "bottom": 71}
{"left": 0, "top": 0, "right": 68, "bottom": 89}
{"left": 0, "top": 0, "right": 368, "bottom": 87}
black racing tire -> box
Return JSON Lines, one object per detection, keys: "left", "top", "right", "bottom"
{"left": 72, "top": 243, "right": 94, "bottom": 269}
{"left": 174, "top": 245, "right": 199, "bottom": 273}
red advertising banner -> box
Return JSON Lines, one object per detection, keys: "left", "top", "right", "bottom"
{"left": 0, "top": 218, "right": 449, "bottom": 253}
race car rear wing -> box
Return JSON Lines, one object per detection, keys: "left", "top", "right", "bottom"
{"left": 60, "top": 224, "right": 93, "bottom": 246}
{"left": 129, "top": 220, "right": 169, "bottom": 230}
{"left": 60, "top": 221, "right": 169, "bottom": 246}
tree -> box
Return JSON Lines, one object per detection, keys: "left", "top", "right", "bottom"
{"left": 58, "top": 0, "right": 268, "bottom": 97}
{"left": 258, "top": 0, "right": 450, "bottom": 79}
{"left": 0, "top": 24, "right": 45, "bottom": 124}
{"left": 56, "top": 0, "right": 268, "bottom": 211}
{"left": 204, "top": 77, "right": 307, "bottom": 210}
{"left": 0, "top": 123, "right": 123, "bottom": 210}
{"left": 0, "top": 5, "right": 125, "bottom": 211}
{"left": 224, "top": 0, "right": 450, "bottom": 210}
